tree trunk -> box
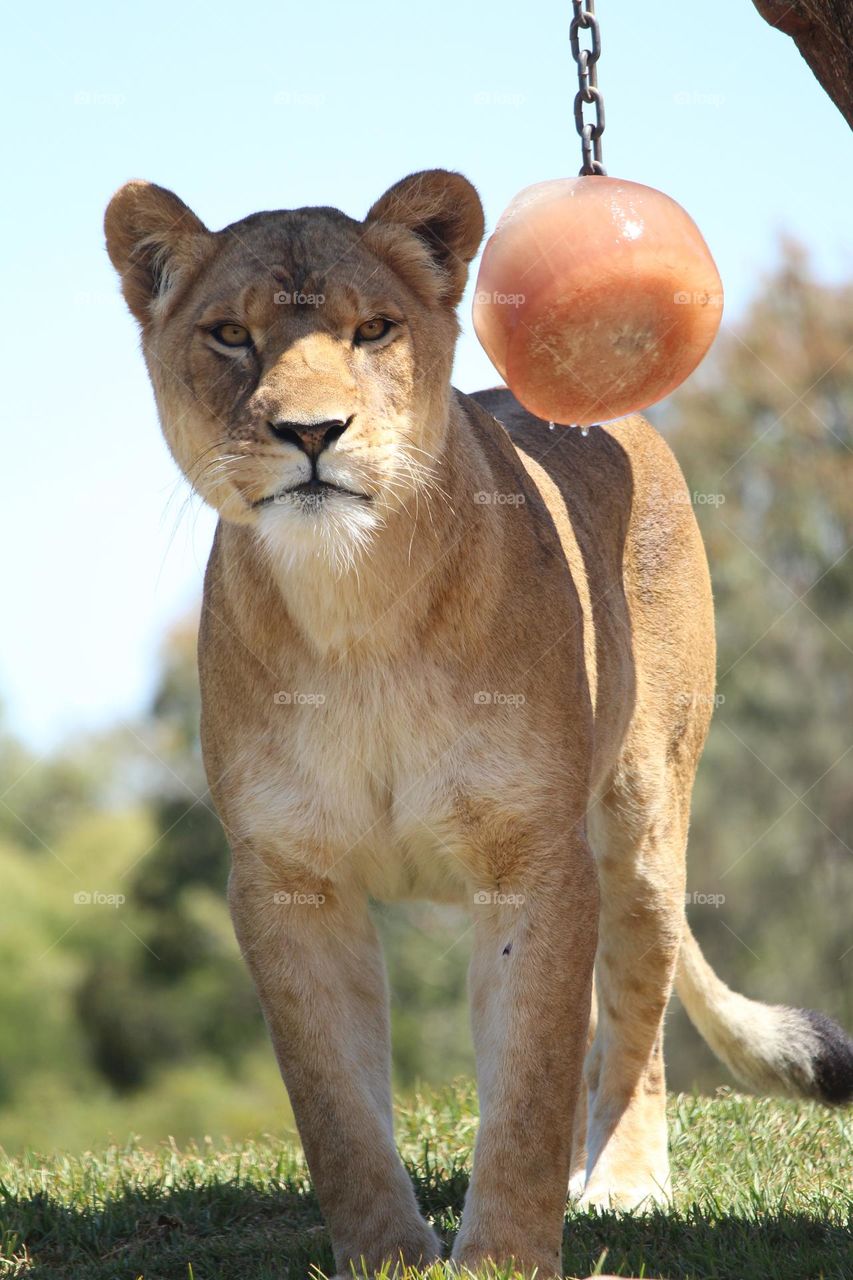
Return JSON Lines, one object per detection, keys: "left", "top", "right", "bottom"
{"left": 752, "top": 0, "right": 853, "bottom": 129}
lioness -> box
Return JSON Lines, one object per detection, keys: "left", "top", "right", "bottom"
{"left": 105, "top": 169, "right": 853, "bottom": 1278}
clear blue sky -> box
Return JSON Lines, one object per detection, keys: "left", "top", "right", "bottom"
{"left": 3, "top": 0, "right": 852, "bottom": 749}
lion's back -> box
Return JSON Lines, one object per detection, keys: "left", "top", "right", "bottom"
{"left": 467, "top": 386, "right": 716, "bottom": 764}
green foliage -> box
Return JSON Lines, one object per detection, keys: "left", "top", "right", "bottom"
{"left": 376, "top": 903, "right": 474, "bottom": 1086}
{"left": 0, "top": 622, "right": 268, "bottom": 1149}
{"left": 68, "top": 622, "right": 265, "bottom": 1096}
{"left": 656, "top": 243, "right": 853, "bottom": 1088}
{"left": 0, "top": 737, "right": 100, "bottom": 854}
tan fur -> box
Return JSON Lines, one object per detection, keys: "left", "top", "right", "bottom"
{"left": 105, "top": 169, "right": 848, "bottom": 1278}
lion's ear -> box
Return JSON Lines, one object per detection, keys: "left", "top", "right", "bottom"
{"left": 365, "top": 170, "right": 485, "bottom": 307}
{"left": 104, "top": 181, "right": 211, "bottom": 324}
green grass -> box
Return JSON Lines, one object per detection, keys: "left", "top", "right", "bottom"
{"left": 0, "top": 1083, "right": 850, "bottom": 1279}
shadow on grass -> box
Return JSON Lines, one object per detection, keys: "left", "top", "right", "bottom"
{"left": 561, "top": 1206, "right": 853, "bottom": 1280}
{"left": 1, "top": 1165, "right": 850, "bottom": 1280}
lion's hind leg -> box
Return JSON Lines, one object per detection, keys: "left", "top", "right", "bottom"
{"left": 576, "top": 751, "right": 692, "bottom": 1210}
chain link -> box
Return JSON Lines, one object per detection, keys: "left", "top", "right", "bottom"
{"left": 570, "top": 0, "right": 606, "bottom": 176}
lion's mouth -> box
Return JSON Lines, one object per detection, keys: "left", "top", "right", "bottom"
{"left": 253, "top": 479, "right": 371, "bottom": 509}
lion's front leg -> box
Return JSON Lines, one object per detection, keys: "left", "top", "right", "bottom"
{"left": 452, "top": 839, "right": 599, "bottom": 1278}
{"left": 228, "top": 857, "right": 441, "bottom": 1277}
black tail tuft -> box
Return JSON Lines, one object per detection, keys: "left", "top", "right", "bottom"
{"left": 801, "top": 1009, "right": 853, "bottom": 1105}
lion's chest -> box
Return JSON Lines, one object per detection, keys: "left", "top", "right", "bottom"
{"left": 223, "top": 660, "right": 493, "bottom": 903}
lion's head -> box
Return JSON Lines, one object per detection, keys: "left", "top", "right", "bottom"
{"left": 105, "top": 170, "right": 484, "bottom": 571}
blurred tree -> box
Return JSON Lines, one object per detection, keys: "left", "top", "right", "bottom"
{"left": 659, "top": 240, "right": 853, "bottom": 1088}
{"left": 72, "top": 619, "right": 264, "bottom": 1093}
{"left": 376, "top": 901, "right": 474, "bottom": 1087}
{"left": 0, "top": 729, "right": 101, "bottom": 853}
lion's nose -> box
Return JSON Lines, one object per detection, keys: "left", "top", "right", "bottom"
{"left": 268, "top": 415, "right": 353, "bottom": 459}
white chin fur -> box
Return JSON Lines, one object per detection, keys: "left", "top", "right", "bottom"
{"left": 255, "top": 491, "right": 382, "bottom": 577}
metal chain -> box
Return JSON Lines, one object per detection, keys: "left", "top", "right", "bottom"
{"left": 570, "top": 0, "right": 606, "bottom": 175}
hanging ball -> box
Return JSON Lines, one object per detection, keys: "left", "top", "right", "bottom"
{"left": 472, "top": 177, "right": 723, "bottom": 426}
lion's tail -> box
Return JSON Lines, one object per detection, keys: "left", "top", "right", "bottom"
{"left": 675, "top": 923, "right": 853, "bottom": 1105}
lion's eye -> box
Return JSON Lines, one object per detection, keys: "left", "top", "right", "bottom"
{"left": 211, "top": 323, "right": 252, "bottom": 348}
{"left": 355, "top": 317, "right": 393, "bottom": 344}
